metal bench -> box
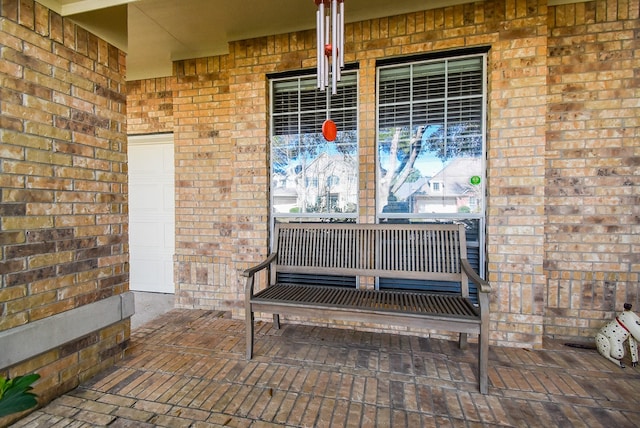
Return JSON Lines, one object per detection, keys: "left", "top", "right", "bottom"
{"left": 243, "top": 222, "right": 491, "bottom": 393}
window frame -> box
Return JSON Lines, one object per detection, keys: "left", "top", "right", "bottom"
{"left": 375, "top": 51, "right": 488, "bottom": 279}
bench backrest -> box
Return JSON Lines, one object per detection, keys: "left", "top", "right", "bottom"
{"left": 273, "top": 223, "right": 471, "bottom": 297}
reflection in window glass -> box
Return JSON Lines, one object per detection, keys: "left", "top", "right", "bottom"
{"left": 377, "top": 56, "right": 485, "bottom": 218}
{"left": 271, "top": 73, "right": 358, "bottom": 219}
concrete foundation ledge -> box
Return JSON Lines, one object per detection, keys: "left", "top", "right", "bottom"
{"left": 0, "top": 292, "right": 135, "bottom": 370}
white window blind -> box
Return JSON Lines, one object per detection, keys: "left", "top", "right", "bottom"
{"left": 272, "top": 73, "right": 358, "bottom": 136}
{"left": 378, "top": 57, "right": 483, "bottom": 159}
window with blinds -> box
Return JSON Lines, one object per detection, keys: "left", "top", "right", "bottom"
{"left": 270, "top": 72, "right": 358, "bottom": 223}
{"left": 377, "top": 55, "right": 486, "bottom": 219}
{"left": 376, "top": 53, "right": 487, "bottom": 292}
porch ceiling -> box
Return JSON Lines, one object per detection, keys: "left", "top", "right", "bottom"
{"left": 39, "top": 0, "right": 583, "bottom": 81}
{"left": 37, "top": 0, "right": 472, "bottom": 81}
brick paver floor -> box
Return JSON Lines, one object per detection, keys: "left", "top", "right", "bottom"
{"left": 11, "top": 309, "right": 640, "bottom": 427}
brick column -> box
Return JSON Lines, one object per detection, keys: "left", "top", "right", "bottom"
{"left": 0, "top": 0, "right": 128, "bottom": 408}
{"left": 486, "top": 1, "right": 549, "bottom": 348}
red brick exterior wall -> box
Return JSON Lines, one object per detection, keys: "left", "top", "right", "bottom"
{"left": 126, "top": 0, "right": 638, "bottom": 348}
{"left": 0, "top": 0, "right": 128, "bottom": 408}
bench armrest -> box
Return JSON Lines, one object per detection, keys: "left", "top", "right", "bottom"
{"left": 244, "top": 252, "right": 277, "bottom": 301}
{"left": 461, "top": 258, "right": 491, "bottom": 294}
{"left": 242, "top": 252, "right": 277, "bottom": 278}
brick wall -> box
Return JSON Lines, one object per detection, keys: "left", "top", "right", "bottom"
{"left": 126, "top": 0, "right": 638, "bottom": 347}
{"left": 0, "top": 0, "right": 128, "bottom": 411}
{"left": 484, "top": 0, "right": 549, "bottom": 347}
{"left": 545, "top": 0, "right": 640, "bottom": 338}
{"left": 127, "top": 77, "right": 174, "bottom": 134}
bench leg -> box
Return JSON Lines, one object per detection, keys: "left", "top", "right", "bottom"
{"left": 273, "top": 314, "right": 281, "bottom": 329}
{"left": 246, "top": 307, "right": 254, "bottom": 360}
{"left": 458, "top": 333, "right": 468, "bottom": 350}
{"left": 479, "top": 331, "right": 488, "bottom": 394}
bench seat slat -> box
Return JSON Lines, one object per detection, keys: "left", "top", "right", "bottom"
{"left": 253, "top": 284, "right": 479, "bottom": 319}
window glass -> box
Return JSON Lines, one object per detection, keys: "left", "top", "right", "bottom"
{"left": 271, "top": 73, "right": 358, "bottom": 220}
{"left": 377, "top": 56, "right": 485, "bottom": 218}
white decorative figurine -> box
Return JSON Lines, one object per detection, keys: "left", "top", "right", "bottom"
{"left": 595, "top": 303, "right": 640, "bottom": 368}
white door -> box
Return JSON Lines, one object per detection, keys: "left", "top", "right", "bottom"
{"left": 128, "top": 134, "right": 175, "bottom": 293}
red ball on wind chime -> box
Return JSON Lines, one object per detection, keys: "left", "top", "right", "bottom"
{"left": 324, "top": 43, "right": 333, "bottom": 57}
{"left": 314, "top": 0, "right": 345, "bottom": 141}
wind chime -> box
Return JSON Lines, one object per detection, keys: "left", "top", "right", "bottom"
{"left": 314, "top": 0, "right": 344, "bottom": 142}
{"left": 314, "top": 0, "right": 345, "bottom": 95}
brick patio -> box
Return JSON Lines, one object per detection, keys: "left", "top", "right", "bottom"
{"left": 12, "top": 310, "right": 640, "bottom": 427}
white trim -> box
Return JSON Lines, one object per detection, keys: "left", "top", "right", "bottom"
{"left": 36, "top": 0, "right": 138, "bottom": 16}
{"left": 128, "top": 133, "right": 174, "bottom": 145}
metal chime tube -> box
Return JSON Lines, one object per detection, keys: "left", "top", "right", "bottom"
{"left": 316, "top": 1, "right": 323, "bottom": 89}
{"left": 331, "top": 0, "right": 338, "bottom": 94}
{"left": 325, "top": 11, "right": 330, "bottom": 90}
{"left": 334, "top": 0, "right": 343, "bottom": 83}
{"left": 339, "top": 0, "right": 344, "bottom": 68}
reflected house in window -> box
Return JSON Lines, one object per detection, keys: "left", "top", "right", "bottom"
{"left": 384, "top": 177, "right": 429, "bottom": 213}
{"left": 272, "top": 172, "right": 299, "bottom": 213}
{"left": 301, "top": 152, "right": 357, "bottom": 213}
{"left": 272, "top": 152, "right": 358, "bottom": 214}
{"left": 407, "top": 157, "right": 483, "bottom": 214}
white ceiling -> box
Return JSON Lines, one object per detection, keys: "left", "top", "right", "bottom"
{"left": 38, "top": 0, "right": 577, "bottom": 81}
{"left": 39, "top": 0, "right": 473, "bottom": 80}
